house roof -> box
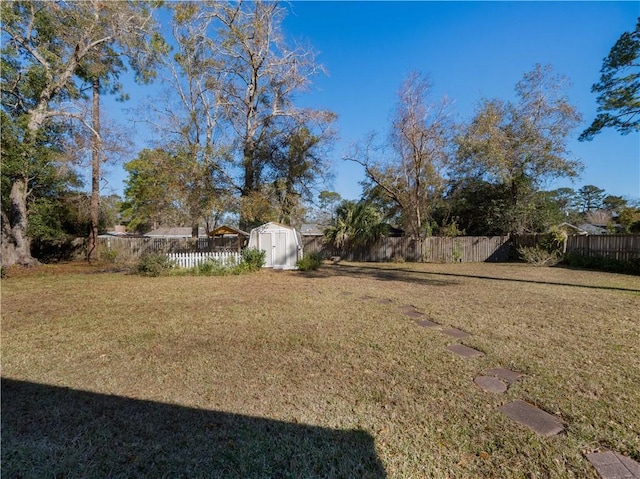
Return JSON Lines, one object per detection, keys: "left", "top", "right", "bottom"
{"left": 144, "top": 227, "right": 207, "bottom": 238}
{"left": 208, "top": 225, "right": 249, "bottom": 237}
{"left": 578, "top": 223, "right": 609, "bottom": 235}
{"left": 299, "top": 223, "right": 325, "bottom": 236}
{"left": 557, "top": 222, "right": 589, "bottom": 235}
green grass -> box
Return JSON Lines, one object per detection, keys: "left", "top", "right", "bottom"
{"left": 2, "top": 262, "right": 639, "bottom": 478}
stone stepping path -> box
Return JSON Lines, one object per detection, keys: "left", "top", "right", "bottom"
{"left": 440, "top": 327, "right": 470, "bottom": 339}
{"left": 484, "top": 367, "right": 525, "bottom": 384}
{"left": 498, "top": 400, "right": 564, "bottom": 437}
{"left": 474, "top": 375, "right": 508, "bottom": 393}
{"left": 586, "top": 451, "right": 640, "bottom": 479}
{"left": 446, "top": 344, "right": 485, "bottom": 358}
{"left": 396, "top": 301, "right": 634, "bottom": 475}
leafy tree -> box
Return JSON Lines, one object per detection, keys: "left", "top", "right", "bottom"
{"left": 577, "top": 184, "right": 606, "bottom": 212}
{"left": 1, "top": 111, "right": 84, "bottom": 249}
{"left": 444, "top": 180, "right": 563, "bottom": 236}
{"left": 602, "top": 194, "right": 627, "bottom": 212}
{"left": 313, "top": 190, "right": 342, "bottom": 224}
{"left": 324, "top": 201, "right": 388, "bottom": 250}
{"left": 1, "top": 0, "right": 163, "bottom": 266}
{"left": 618, "top": 206, "right": 640, "bottom": 232}
{"left": 549, "top": 187, "right": 577, "bottom": 214}
{"left": 121, "top": 149, "right": 190, "bottom": 233}
{"left": 580, "top": 19, "right": 640, "bottom": 141}
{"left": 267, "top": 124, "right": 336, "bottom": 226}
{"left": 455, "top": 64, "right": 582, "bottom": 234}
{"left": 348, "top": 72, "right": 454, "bottom": 238}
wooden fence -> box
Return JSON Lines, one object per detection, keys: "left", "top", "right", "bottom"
{"left": 99, "top": 234, "right": 640, "bottom": 264}
{"left": 303, "top": 236, "right": 512, "bottom": 263}
{"left": 97, "top": 236, "right": 239, "bottom": 261}
{"left": 566, "top": 234, "right": 640, "bottom": 261}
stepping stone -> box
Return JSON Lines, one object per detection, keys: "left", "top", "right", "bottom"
{"left": 474, "top": 375, "right": 508, "bottom": 393}
{"left": 376, "top": 298, "right": 394, "bottom": 304}
{"left": 446, "top": 344, "right": 485, "bottom": 358}
{"left": 586, "top": 451, "right": 640, "bottom": 479}
{"left": 498, "top": 400, "right": 564, "bottom": 437}
{"left": 403, "top": 310, "right": 424, "bottom": 318}
{"left": 485, "top": 367, "right": 525, "bottom": 384}
{"left": 359, "top": 295, "right": 373, "bottom": 300}
{"left": 416, "top": 319, "right": 439, "bottom": 328}
{"left": 441, "top": 327, "right": 470, "bottom": 339}
{"left": 399, "top": 305, "right": 417, "bottom": 312}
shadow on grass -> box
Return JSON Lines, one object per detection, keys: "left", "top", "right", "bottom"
{"left": 301, "top": 263, "right": 457, "bottom": 287}
{"left": 313, "top": 263, "right": 640, "bottom": 293}
{"left": 1, "top": 378, "right": 386, "bottom": 479}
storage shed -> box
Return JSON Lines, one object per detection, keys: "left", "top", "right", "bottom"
{"left": 248, "top": 222, "right": 302, "bottom": 269}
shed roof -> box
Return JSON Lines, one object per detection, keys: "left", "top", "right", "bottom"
{"left": 208, "top": 225, "right": 249, "bottom": 237}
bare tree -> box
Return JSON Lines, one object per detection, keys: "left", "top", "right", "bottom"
{"left": 347, "top": 73, "right": 454, "bottom": 238}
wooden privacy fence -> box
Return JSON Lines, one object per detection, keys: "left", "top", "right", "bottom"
{"left": 304, "top": 236, "right": 512, "bottom": 263}
{"left": 566, "top": 234, "right": 640, "bottom": 261}
{"left": 99, "top": 234, "right": 640, "bottom": 264}
{"left": 167, "top": 252, "right": 242, "bottom": 268}
{"left": 97, "top": 236, "right": 236, "bottom": 259}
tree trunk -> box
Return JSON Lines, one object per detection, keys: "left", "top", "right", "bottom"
{"left": 1, "top": 179, "right": 39, "bottom": 267}
{"left": 87, "top": 78, "right": 101, "bottom": 263}
{"left": 239, "top": 141, "right": 257, "bottom": 231}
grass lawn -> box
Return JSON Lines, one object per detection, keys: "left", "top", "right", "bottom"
{"left": 2, "top": 261, "right": 639, "bottom": 478}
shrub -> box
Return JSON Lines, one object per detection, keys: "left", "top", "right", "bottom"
{"left": 517, "top": 246, "right": 561, "bottom": 266}
{"left": 137, "top": 253, "right": 174, "bottom": 277}
{"left": 296, "top": 252, "right": 323, "bottom": 271}
{"left": 192, "top": 258, "right": 226, "bottom": 276}
{"left": 241, "top": 248, "right": 266, "bottom": 271}
{"left": 100, "top": 248, "right": 118, "bottom": 263}
{"left": 563, "top": 252, "right": 640, "bottom": 275}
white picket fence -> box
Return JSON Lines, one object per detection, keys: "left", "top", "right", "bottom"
{"left": 167, "top": 251, "right": 242, "bottom": 269}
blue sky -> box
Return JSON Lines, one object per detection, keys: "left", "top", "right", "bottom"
{"left": 102, "top": 1, "right": 640, "bottom": 203}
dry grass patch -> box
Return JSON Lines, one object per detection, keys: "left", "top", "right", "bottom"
{"left": 2, "top": 262, "right": 639, "bottom": 478}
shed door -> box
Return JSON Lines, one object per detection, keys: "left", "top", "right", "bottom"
{"left": 260, "top": 232, "right": 274, "bottom": 267}
{"left": 273, "top": 231, "right": 288, "bottom": 267}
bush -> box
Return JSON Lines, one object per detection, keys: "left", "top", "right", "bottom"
{"left": 517, "top": 246, "right": 561, "bottom": 266}
{"left": 296, "top": 252, "right": 323, "bottom": 271}
{"left": 192, "top": 258, "right": 225, "bottom": 276}
{"left": 137, "top": 253, "right": 175, "bottom": 277}
{"left": 241, "top": 248, "right": 266, "bottom": 272}
{"left": 100, "top": 248, "right": 118, "bottom": 263}
{"left": 563, "top": 252, "right": 640, "bottom": 275}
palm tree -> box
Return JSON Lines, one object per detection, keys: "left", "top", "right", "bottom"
{"left": 324, "top": 200, "right": 388, "bottom": 250}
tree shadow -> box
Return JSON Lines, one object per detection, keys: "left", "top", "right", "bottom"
{"left": 1, "top": 378, "right": 386, "bottom": 479}
{"left": 328, "top": 263, "right": 640, "bottom": 293}
{"left": 299, "top": 263, "right": 457, "bottom": 287}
